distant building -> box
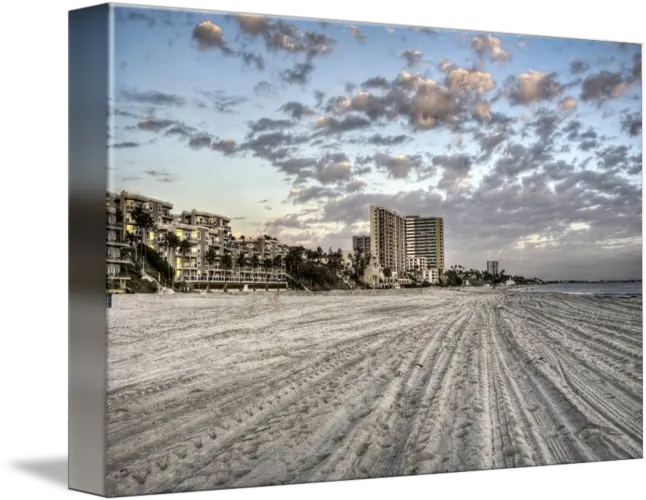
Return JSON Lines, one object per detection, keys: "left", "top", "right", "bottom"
{"left": 370, "top": 205, "right": 406, "bottom": 278}
{"left": 487, "top": 260, "right": 499, "bottom": 276}
{"left": 425, "top": 267, "right": 441, "bottom": 284}
{"left": 352, "top": 235, "right": 371, "bottom": 254}
{"left": 406, "top": 256, "right": 428, "bottom": 272}
{"left": 405, "top": 215, "right": 445, "bottom": 272}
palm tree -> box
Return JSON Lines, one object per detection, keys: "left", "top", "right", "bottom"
{"left": 221, "top": 253, "right": 233, "bottom": 282}
{"left": 250, "top": 254, "right": 260, "bottom": 283}
{"left": 273, "top": 255, "right": 283, "bottom": 281}
{"left": 161, "top": 232, "right": 180, "bottom": 285}
{"left": 132, "top": 205, "right": 154, "bottom": 270}
{"left": 204, "top": 247, "right": 218, "bottom": 291}
{"left": 263, "top": 258, "right": 273, "bottom": 281}
{"left": 236, "top": 252, "right": 247, "bottom": 284}
{"left": 383, "top": 267, "right": 392, "bottom": 286}
{"left": 315, "top": 246, "right": 324, "bottom": 264}
{"left": 125, "top": 231, "right": 138, "bottom": 262}
{"left": 177, "top": 239, "right": 191, "bottom": 285}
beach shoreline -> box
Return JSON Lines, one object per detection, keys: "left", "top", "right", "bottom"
{"left": 105, "top": 290, "right": 643, "bottom": 496}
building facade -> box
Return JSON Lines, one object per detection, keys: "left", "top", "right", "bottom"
{"left": 487, "top": 260, "right": 499, "bottom": 276}
{"left": 118, "top": 190, "right": 174, "bottom": 247}
{"left": 352, "top": 235, "right": 371, "bottom": 254}
{"left": 370, "top": 205, "right": 406, "bottom": 277}
{"left": 106, "top": 198, "right": 131, "bottom": 293}
{"left": 405, "top": 215, "right": 445, "bottom": 272}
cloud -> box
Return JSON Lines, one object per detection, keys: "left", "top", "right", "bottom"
{"left": 620, "top": 111, "right": 642, "bottom": 137}
{"left": 558, "top": 97, "right": 577, "bottom": 111}
{"left": 314, "top": 115, "right": 372, "bottom": 135}
{"left": 144, "top": 169, "right": 177, "bottom": 183}
{"left": 234, "top": 14, "right": 272, "bottom": 36}
{"left": 266, "top": 25, "right": 335, "bottom": 58}
{"left": 570, "top": 60, "right": 590, "bottom": 74}
{"left": 508, "top": 71, "right": 561, "bottom": 104}
{"left": 580, "top": 71, "right": 628, "bottom": 101}
{"left": 280, "top": 62, "right": 314, "bottom": 85}
{"left": 116, "top": 9, "right": 156, "bottom": 27}
{"left": 188, "top": 133, "right": 213, "bottom": 149}
{"left": 212, "top": 139, "right": 238, "bottom": 155}
{"left": 288, "top": 186, "right": 339, "bottom": 204}
{"left": 348, "top": 25, "right": 367, "bottom": 42}
{"left": 446, "top": 68, "right": 495, "bottom": 94}
{"left": 164, "top": 124, "right": 196, "bottom": 138}
{"left": 137, "top": 118, "right": 175, "bottom": 132}
{"left": 409, "top": 80, "right": 462, "bottom": 129}
{"left": 361, "top": 76, "right": 391, "bottom": 89}
{"left": 253, "top": 81, "right": 277, "bottom": 97}
{"left": 279, "top": 101, "right": 315, "bottom": 120}
{"left": 402, "top": 50, "right": 423, "bottom": 67}
{"left": 471, "top": 34, "right": 510, "bottom": 64}
{"left": 111, "top": 141, "right": 140, "bottom": 148}
{"left": 372, "top": 153, "right": 429, "bottom": 179}
{"left": 365, "top": 134, "right": 410, "bottom": 146}
{"left": 192, "top": 21, "right": 232, "bottom": 53}
{"left": 240, "top": 51, "right": 265, "bottom": 71}
{"left": 120, "top": 89, "right": 186, "bottom": 107}
{"left": 248, "top": 117, "right": 294, "bottom": 135}
{"left": 191, "top": 88, "right": 248, "bottom": 113}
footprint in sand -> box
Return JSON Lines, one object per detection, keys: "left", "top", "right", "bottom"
{"left": 455, "top": 428, "right": 469, "bottom": 438}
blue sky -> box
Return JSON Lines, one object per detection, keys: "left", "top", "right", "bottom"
{"left": 109, "top": 4, "right": 642, "bottom": 280}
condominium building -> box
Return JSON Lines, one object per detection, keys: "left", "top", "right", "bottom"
{"left": 106, "top": 197, "right": 131, "bottom": 293}
{"left": 118, "top": 190, "right": 174, "bottom": 246}
{"left": 405, "top": 215, "right": 445, "bottom": 272}
{"left": 352, "top": 235, "right": 371, "bottom": 254}
{"left": 487, "top": 260, "right": 499, "bottom": 276}
{"left": 370, "top": 205, "right": 406, "bottom": 277}
{"left": 167, "top": 227, "right": 288, "bottom": 284}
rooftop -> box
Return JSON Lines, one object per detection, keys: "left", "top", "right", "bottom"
{"left": 119, "top": 190, "right": 173, "bottom": 208}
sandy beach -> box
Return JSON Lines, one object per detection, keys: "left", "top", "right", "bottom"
{"left": 105, "top": 289, "right": 643, "bottom": 496}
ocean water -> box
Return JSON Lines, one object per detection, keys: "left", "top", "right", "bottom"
{"left": 526, "top": 282, "right": 642, "bottom": 296}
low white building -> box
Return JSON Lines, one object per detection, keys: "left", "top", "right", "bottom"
{"left": 406, "top": 256, "right": 428, "bottom": 271}
{"left": 505, "top": 279, "right": 516, "bottom": 286}
{"left": 424, "top": 267, "right": 441, "bottom": 284}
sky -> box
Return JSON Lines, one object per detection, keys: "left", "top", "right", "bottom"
{"left": 108, "top": 4, "right": 643, "bottom": 281}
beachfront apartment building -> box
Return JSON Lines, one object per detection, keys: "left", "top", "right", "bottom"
{"left": 352, "top": 235, "right": 371, "bottom": 254}
{"left": 405, "top": 215, "right": 445, "bottom": 272}
{"left": 117, "top": 190, "right": 174, "bottom": 247}
{"left": 106, "top": 198, "right": 131, "bottom": 293}
{"left": 370, "top": 205, "right": 407, "bottom": 278}
{"left": 157, "top": 219, "right": 287, "bottom": 284}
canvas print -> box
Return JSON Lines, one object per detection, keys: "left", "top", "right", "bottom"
{"left": 103, "top": 3, "right": 642, "bottom": 497}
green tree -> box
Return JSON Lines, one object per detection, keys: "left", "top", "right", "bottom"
{"left": 263, "top": 258, "right": 273, "bottom": 280}
{"left": 132, "top": 205, "right": 154, "bottom": 268}
{"left": 161, "top": 232, "right": 180, "bottom": 285}
{"left": 350, "top": 249, "right": 371, "bottom": 286}
{"left": 236, "top": 251, "right": 247, "bottom": 283}
{"left": 383, "top": 267, "right": 392, "bottom": 283}
{"left": 176, "top": 239, "right": 191, "bottom": 285}
{"left": 221, "top": 253, "right": 233, "bottom": 282}
{"left": 204, "top": 247, "right": 218, "bottom": 291}
{"left": 250, "top": 254, "right": 260, "bottom": 282}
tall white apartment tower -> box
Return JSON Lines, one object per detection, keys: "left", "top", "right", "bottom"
{"left": 405, "top": 215, "right": 445, "bottom": 272}
{"left": 370, "top": 205, "right": 406, "bottom": 276}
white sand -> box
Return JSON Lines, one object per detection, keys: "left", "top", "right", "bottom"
{"left": 105, "top": 289, "right": 643, "bottom": 496}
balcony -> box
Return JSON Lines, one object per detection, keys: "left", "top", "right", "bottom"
{"left": 106, "top": 257, "right": 131, "bottom": 265}
{"left": 106, "top": 238, "right": 129, "bottom": 246}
